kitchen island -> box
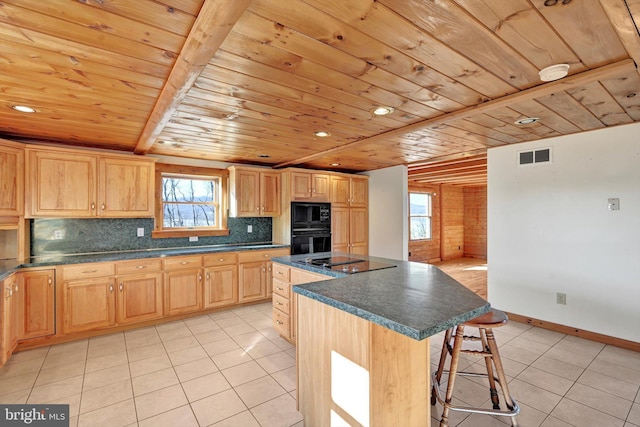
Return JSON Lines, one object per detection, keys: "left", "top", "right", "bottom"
{"left": 272, "top": 253, "right": 490, "bottom": 426}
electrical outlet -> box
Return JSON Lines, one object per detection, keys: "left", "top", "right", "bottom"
{"left": 137, "top": 228, "right": 144, "bottom": 237}
{"left": 189, "top": 236, "right": 198, "bottom": 242}
{"left": 556, "top": 292, "right": 567, "bottom": 305}
{"left": 247, "top": 225, "right": 253, "bottom": 233}
{"left": 53, "top": 230, "right": 64, "bottom": 240}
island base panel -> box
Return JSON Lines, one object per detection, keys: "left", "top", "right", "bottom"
{"left": 297, "top": 295, "right": 430, "bottom": 426}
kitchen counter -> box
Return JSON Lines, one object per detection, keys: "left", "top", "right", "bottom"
{"left": 0, "top": 243, "right": 289, "bottom": 281}
{"left": 273, "top": 252, "right": 490, "bottom": 340}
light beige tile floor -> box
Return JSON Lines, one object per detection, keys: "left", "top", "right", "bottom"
{"left": 1, "top": 301, "right": 638, "bottom": 427}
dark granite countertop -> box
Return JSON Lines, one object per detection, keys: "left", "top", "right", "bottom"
{"left": 0, "top": 243, "right": 289, "bottom": 281}
{"left": 273, "top": 252, "right": 490, "bottom": 341}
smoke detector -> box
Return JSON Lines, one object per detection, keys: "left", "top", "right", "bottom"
{"left": 539, "top": 64, "right": 569, "bottom": 82}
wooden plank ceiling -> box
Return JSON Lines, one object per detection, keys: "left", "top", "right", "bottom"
{"left": 1, "top": 0, "right": 639, "bottom": 186}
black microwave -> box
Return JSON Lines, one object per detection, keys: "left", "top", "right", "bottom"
{"left": 291, "top": 202, "right": 331, "bottom": 230}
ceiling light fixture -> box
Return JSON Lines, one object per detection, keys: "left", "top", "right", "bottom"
{"left": 514, "top": 117, "right": 540, "bottom": 125}
{"left": 539, "top": 64, "right": 569, "bottom": 82}
{"left": 159, "top": 140, "right": 177, "bottom": 145}
{"left": 258, "top": 154, "right": 270, "bottom": 158}
{"left": 314, "top": 131, "right": 331, "bottom": 137}
{"left": 330, "top": 163, "right": 340, "bottom": 166}
{"left": 372, "top": 106, "right": 395, "bottom": 116}
{"left": 11, "top": 105, "right": 36, "bottom": 113}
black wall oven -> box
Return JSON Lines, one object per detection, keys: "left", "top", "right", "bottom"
{"left": 290, "top": 202, "right": 331, "bottom": 255}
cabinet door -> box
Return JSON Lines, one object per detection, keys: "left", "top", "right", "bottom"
{"left": 330, "top": 176, "right": 350, "bottom": 207}
{"left": 238, "top": 261, "right": 267, "bottom": 302}
{"left": 260, "top": 172, "right": 281, "bottom": 216}
{"left": 350, "top": 177, "right": 368, "bottom": 208}
{"left": 235, "top": 169, "right": 260, "bottom": 217}
{"left": 164, "top": 269, "right": 203, "bottom": 316}
{"left": 350, "top": 208, "right": 368, "bottom": 255}
{"left": 204, "top": 265, "right": 238, "bottom": 308}
{"left": 16, "top": 270, "right": 55, "bottom": 340}
{"left": 291, "top": 172, "right": 311, "bottom": 199}
{"left": 331, "top": 207, "right": 350, "bottom": 253}
{"left": 1, "top": 278, "right": 15, "bottom": 365}
{"left": 28, "top": 150, "right": 97, "bottom": 217}
{"left": 117, "top": 272, "right": 163, "bottom": 325}
{"left": 99, "top": 157, "right": 154, "bottom": 217}
{"left": 311, "top": 174, "right": 331, "bottom": 201}
{"left": 0, "top": 143, "right": 24, "bottom": 216}
{"left": 64, "top": 277, "right": 116, "bottom": 334}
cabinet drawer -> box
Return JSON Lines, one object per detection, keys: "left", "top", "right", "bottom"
{"left": 203, "top": 252, "right": 238, "bottom": 267}
{"left": 272, "top": 278, "right": 290, "bottom": 298}
{"left": 162, "top": 256, "right": 202, "bottom": 271}
{"left": 272, "top": 293, "right": 290, "bottom": 315}
{"left": 272, "top": 263, "right": 291, "bottom": 282}
{"left": 62, "top": 262, "right": 115, "bottom": 280}
{"left": 238, "top": 248, "right": 289, "bottom": 263}
{"left": 291, "top": 268, "right": 330, "bottom": 285}
{"left": 116, "top": 258, "right": 161, "bottom": 275}
{"left": 272, "top": 309, "right": 290, "bottom": 338}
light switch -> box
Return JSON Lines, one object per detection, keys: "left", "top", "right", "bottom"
{"left": 247, "top": 225, "right": 253, "bottom": 233}
{"left": 608, "top": 198, "right": 620, "bottom": 211}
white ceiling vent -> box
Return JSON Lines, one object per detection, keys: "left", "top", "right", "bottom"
{"left": 518, "top": 148, "right": 551, "bottom": 166}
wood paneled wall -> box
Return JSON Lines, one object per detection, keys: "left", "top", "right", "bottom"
{"left": 409, "top": 184, "right": 487, "bottom": 263}
{"left": 463, "top": 186, "right": 487, "bottom": 259}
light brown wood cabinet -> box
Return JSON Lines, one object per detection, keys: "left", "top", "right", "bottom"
{"left": 26, "top": 146, "right": 154, "bottom": 218}
{"left": 238, "top": 249, "right": 289, "bottom": 303}
{"left": 203, "top": 252, "right": 238, "bottom": 308}
{"left": 291, "top": 171, "right": 330, "bottom": 201}
{"left": 330, "top": 175, "right": 368, "bottom": 208}
{"left": 1, "top": 274, "right": 19, "bottom": 365}
{"left": 15, "top": 270, "right": 55, "bottom": 340}
{"left": 163, "top": 256, "right": 203, "bottom": 316}
{"left": 332, "top": 206, "right": 369, "bottom": 255}
{"left": 0, "top": 140, "right": 24, "bottom": 216}
{"left": 64, "top": 276, "right": 116, "bottom": 334}
{"left": 116, "top": 259, "right": 163, "bottom": 325}
{"left": 228, "top": 166, "right": 281, "bottom": 217}
{"left": 271, "top": 264, "right": 330, "bottom": 343}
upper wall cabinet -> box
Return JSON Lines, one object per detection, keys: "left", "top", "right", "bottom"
{"left": 228, "top": 166, "right": 281, "bottom": 217}
{"left": 26, "top": 146, "right": 155, "bottom": 218}
{"left": 290, "top": 171, "right": 330, "bottom": 201}
{"left": 0, "top": 140, "right": 24, "bottom": 216}
{"left": 330, "top": 175, "right": 368, "bottom": 208}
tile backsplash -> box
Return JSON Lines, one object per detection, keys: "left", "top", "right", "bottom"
{"left": 31, "top": 217, "right": 273, "bottom": 256}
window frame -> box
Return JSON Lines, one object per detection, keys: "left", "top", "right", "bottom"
{"left": 152, "top": 163, "right": 229, "bottom": 238}
{"left": 409, "top": 191, "right": 433, "bottom": 241}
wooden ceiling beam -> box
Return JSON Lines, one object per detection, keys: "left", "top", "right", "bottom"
{"left": 408, "top": 159, "right": 486, "bottom": 174}
{"left": 407, "top": 154, "right": 487, "bottom": 169}
{"left": 274, "top": 59, "right": 636, "bottom": 168}
{"left": 134, "top": 0, "right": 252, "bottom": 154}
{"left": 409, "top": 165, "right": 487, "bottom": 179}
{"left": 599, "top": 0, "right": 640, "bottom": 77}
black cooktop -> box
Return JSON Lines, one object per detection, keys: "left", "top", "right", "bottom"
{"left": 296, "top": 255, "right": 396, "bottom": 274}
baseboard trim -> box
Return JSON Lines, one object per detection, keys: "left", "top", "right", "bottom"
{"left": 505, "top": 312, "right": 640, "bottom": 353}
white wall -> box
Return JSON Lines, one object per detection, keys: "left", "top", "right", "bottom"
{"left": 364, "top": 165, "right": 408, "bottom": 260}
{"left": 488, "top": 122, "right": 640, "bottom": 342}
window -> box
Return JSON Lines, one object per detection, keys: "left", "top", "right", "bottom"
{"left": 153, "top": 164, "right": 229, "bottom": 238}
{"left": 409, "top": 192, "right": 432, "bottom": 240}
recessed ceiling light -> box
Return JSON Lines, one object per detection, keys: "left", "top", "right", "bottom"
{"left": 314, "top": 131, "right": 331, "bottom": 137}
{"left": 12, "top": 105, "right": 36, "bottom": 113}
{"left": 258, "top": 154, "right": 270, "bottom": 158}
{"left": 330, "top": 163, "right": 340, "bottom": 166}
{"left": 514, "top": 117, "right": 540, "bottom": 125}
{"left": 159, "top": 140, "right": 177, "bottom": 145}
{"left": 539, "top": 64, "right": 569, "bottom": 82}
{"left": 371, "top": 106, "right": 395, "bottom": 116}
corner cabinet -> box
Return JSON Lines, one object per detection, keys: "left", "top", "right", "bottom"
{"left": 0, "top": 139, "right": 24, "bottom": 216}
{"left": 1, "top": 274, "right": 19, "bottom": 365}
{"left": 26, "top": 146, "right": 155, "bottom": 218}
{"left": 228, "top": 166, "right": 281, "bottom": 217}
{"left": 15, "top": 270, "right": 56, "bottom": 340}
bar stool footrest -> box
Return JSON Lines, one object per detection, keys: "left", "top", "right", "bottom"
{"left": 431, "top": 372, "right": 520, "bottom": 418}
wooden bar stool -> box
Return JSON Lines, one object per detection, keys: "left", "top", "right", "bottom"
{"left": 431, "top": 308, "right": 520, "bottom": 427}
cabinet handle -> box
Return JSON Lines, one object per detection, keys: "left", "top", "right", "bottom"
{"left": 261, "top": 206, "right": 264, "bottom": 211}
{"left": 136, "top": 265, "right": 146, "bottom": 269}
{"left": 48, "top": 277, "right": 53, "bottom": 286}
{"left": 91, "top": 202, "right": 95, "bottom": 211}
{"left": 119, "top": 282, "right": 123, "bottom": 292}
{"left": 256, "top": 207, "right": 259, "bottom": 211}
{"left": 277, "top": 271, "right": 283, "bottom": 275}
{"left": 109, "top": 283, "right": 114, "bottom": 293}
{"left": 180, "top": 261, "right": 188, "bottom": 265}
{"left": 264, "top": 254, "right": 270, "bottom": 258}
{"left": 5, "top": 287, "right": 11, "bottom": 298}
{"left": 262, "top": 267, "right": 266, "bottom": 272}
{"left": 276, "top": 320, "right": 284, "bottom": 325}
{"left": 277, "top": 286, "right": 284, "bottom": 291}
{"left": 14, "top": 284, "right": 18, "bottom": 293}
{"left": 218, "top": 258, "right": 224, "bottom": 262}
{"left": 82, "top": 269, "right": 98, "bottom": 274}
{"left": 276, "top": 301, "right": 283, "bottom": 305}
{"left": 206, "top": 273, "right": 210, "bottom": 280}
{"left": 268, "top": 266, "right": 272, "bottom": 272}
{"left": 198, "top": 274, "right": 202, "bottom": 281}
{"left": 101, "top": 203, "right": 106, "bottom": 210}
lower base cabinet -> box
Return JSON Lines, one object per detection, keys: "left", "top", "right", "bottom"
{"left": 163, "top": 268, "right": 203, "bottom": 316}
{"left": 117, "top": 272, "right": 163, "bottom": 324}
{"left": 1, "top": 274, "right": 18, "bottom": 365}
{"left": 205, "top": 266, "right": 238, "bottom": 308}
{"left": 64, "top": 277, "right": 116, "bottom": 334}
{"left": 17, "top": 270, "right": 56, "bottom": 339}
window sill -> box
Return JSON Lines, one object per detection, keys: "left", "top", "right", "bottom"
{"left": 152, "top": 229, "right": 230, "bottom": 239}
